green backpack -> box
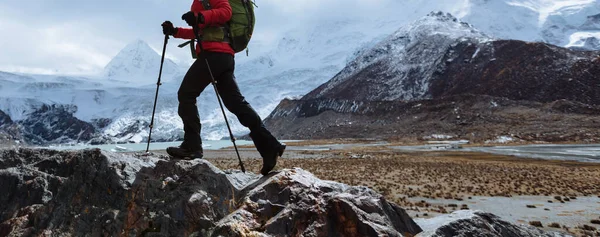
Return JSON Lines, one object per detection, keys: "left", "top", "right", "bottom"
{"left": 181, "top": 0, "right": 256, "bottom": 56}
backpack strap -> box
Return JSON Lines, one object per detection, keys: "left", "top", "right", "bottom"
{"left": 179, "top": 0, "right": 233, "bottom": 59}
{"left": 199, "top": 0, "right": 230, "bottom": 42}
{"left": 178, "top": 40, "right": 198, "bottom": 59}
{"left": 200, "top": 0, "right": 212, "bottom": 10}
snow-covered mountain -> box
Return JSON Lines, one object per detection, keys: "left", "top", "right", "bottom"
{"left": 304, "top": 12, "right": 492, "bottom": 101}
{"left": 302, "top": 11, "right": 600, "bottom": 104}
{"left": 103, "top": 40, "right": 181, "bottom": 85}
{"left": 458, "top": 0, "right": 600, "bottom": 50}
{"left": 0, "top": 0, "right": 599, "bottom": 145}
{"left": 263, "top": 12, "right": 600, "bottom": 141}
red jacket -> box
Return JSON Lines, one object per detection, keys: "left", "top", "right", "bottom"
{"left": 174, "top": 0, "right": 235, "bottom": 56}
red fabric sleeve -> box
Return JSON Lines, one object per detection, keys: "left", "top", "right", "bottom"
{"left": 175, "top": 0, "right": 235, "bottom": 56}
{"left": 199, "top": 0, "right": 232, "bottom": 28}
{"left": 174, "top": 27, "right": 196, "bottom": 40}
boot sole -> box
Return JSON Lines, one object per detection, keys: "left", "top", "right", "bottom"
{"left": 166, "top": 148, "right": 203, "bottom": 160}
{"left": 168, "top": 155, "right": 203, "bottom": 160}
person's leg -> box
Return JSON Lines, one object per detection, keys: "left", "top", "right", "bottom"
{"left": 214, "top": 54, "right": 285, "bottom": 174}
{"left": 167, "top": 58, "right": 211, "bottom": 158}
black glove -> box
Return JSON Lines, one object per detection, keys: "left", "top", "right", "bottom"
{"left": 181, "top": 11, "right": 205, "bottom": 27}
{"left": 161, "top": 21, "right": 177, "bottom": 36}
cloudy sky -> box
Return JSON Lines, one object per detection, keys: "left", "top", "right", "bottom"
{"left": 0, "top": 0, "right": 410, "bottom": 75}
{"left": 0, "top": 0, "right": 596, "bottom": 76}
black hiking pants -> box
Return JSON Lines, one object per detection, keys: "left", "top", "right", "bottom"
{"left": 177, "top": 51, "right": 280, "bottom": 158}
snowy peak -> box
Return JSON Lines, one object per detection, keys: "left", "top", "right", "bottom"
{"left": 305, "top": 12, "right": 491, "bottom": 101}
{"left": 351, "top": 11, "right": 489, "bottom": 75}
{"left": 407, "top": 11, "right": 488, "bottom": 40}
{"left": 103, "top": 40, "right": 180, "bottom": 84}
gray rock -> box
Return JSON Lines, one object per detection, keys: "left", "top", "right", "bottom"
{"left": 416, "top": 210, "right": 570, "bottom": 237}
{"left": 210, "top": 169, "right": 421, "bottom": 236}
{"left": 0, "top": 149, "right": 420, "bottom": 236}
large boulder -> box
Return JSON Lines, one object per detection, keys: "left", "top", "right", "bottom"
{"left": 416, "top": 210, "right": 570, "bottom": 237}
{"left": 211, "top": 169, "right": 421, "bottom": 236}
{"left": 0, "top": 149, "right": 422, "bottom": 236}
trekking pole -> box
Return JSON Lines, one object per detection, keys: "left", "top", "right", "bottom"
{"left": 192, "top": 27, "right": 246, "bottom": 173}
{"left": 146, "top": 34, "right": 169, "bottom": 153}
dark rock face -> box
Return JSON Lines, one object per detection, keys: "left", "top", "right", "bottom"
{"left": 0, "top": 149, "right": 422, "bottom": 236}
{"left": 417, "top": 211, "right": 569, "bottom": 237}
{"left": 0, "top": 110, "right": 20, "bottom": 145}
{"left": 430, "top": 40, "right": 600, "bottom": 105}
{"left": 0, "top": 110, "right": 11, "bottom": 126}
{"left": 18, "top": 104, "right": 96, "bottom": 145}
{"left": 91, "top": 118, "right": 112, "bottom": 130}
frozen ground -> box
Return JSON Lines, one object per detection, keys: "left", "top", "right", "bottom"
{"left": 392, "top": 144, "right": 600, "bottom": 163}
{"left": 464, "top": 144, "right": 600, "bottom": 163}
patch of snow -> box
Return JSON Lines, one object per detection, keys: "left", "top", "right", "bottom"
{"left": 471, "top": 47, "right": 481, "bottom": 59}
{"left": 491, "top": 101, "right": 499, "bottom": 108}
{"left": 486, "top": 136, "right": 516, "bottom": 144}
{"left": 424, "top": 134, "right": 455, "bottom": 140}
{"left": 565, "top": 31, "right": 600, "bottom": 49}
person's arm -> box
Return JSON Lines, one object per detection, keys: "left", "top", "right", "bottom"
{"left": 199, "top": 0, "right": 232, "bottom": 28}
{"left": 174, "top": 27, "right": 196, "bottom": 40}
{"left": 174, "top": 0, "right": 232, "bottom": 39}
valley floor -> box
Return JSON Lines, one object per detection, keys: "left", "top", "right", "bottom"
{"left": 153, "top": 140, "right": 600, "bottom": 236}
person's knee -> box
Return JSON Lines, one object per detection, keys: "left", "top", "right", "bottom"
{"left": 221, "top": 95, "right": 248, "bottom": 111}
{"left": 177, "top": 89, "right": 194, "bottom": 103}
{"left": 178, "top": 103, "right": 197, "bottom": 119}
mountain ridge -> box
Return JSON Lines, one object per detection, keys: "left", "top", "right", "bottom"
{"left": 262, "top": 12, "right": 600, "bottom": 142}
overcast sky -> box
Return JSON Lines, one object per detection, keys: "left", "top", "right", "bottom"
{"left": 0, "top": 0, "right": 408, "bottom": 75}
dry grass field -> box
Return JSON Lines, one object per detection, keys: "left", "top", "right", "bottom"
{"left": 203, "top": 145, "right": 600, "bottom": 236}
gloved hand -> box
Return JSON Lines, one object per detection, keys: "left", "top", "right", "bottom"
{"left": 182, "top": 11, "right": 205, "bottom": 27}
{"left": 161, "top": 21, "right": 178, "bottom": 35}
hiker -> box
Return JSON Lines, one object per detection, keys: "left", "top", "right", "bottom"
{"left": 161, "top": 0, "right": 285, "bottom": 175}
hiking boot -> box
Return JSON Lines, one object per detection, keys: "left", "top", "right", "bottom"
{"left": 260, "top": 144, "right": 286, "bottom": 176}
{"left": 166, "top": 146, "right": 203, "bottom": 159}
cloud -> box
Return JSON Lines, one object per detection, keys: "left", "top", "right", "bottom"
{"left": 0, "top": 0, "right": 529, "bottom": 75}
{"left": 0, "top": 0, "right": 189, "bottom": 75}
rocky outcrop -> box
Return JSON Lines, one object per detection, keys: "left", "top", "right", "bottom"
{"left": 0, "top": 149, "right": 422, "bottom": 236}
{"left": 0, "top": 110, "right": 20, "bottom": 145}
{"left": 212, "top": 169, "right": 421, "bottom": 236}
{"left": 18, "top": 104, "right": 96, "bottom": 145}
{"left": 416, "top": 211, "right": 570, "bottom": 237}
